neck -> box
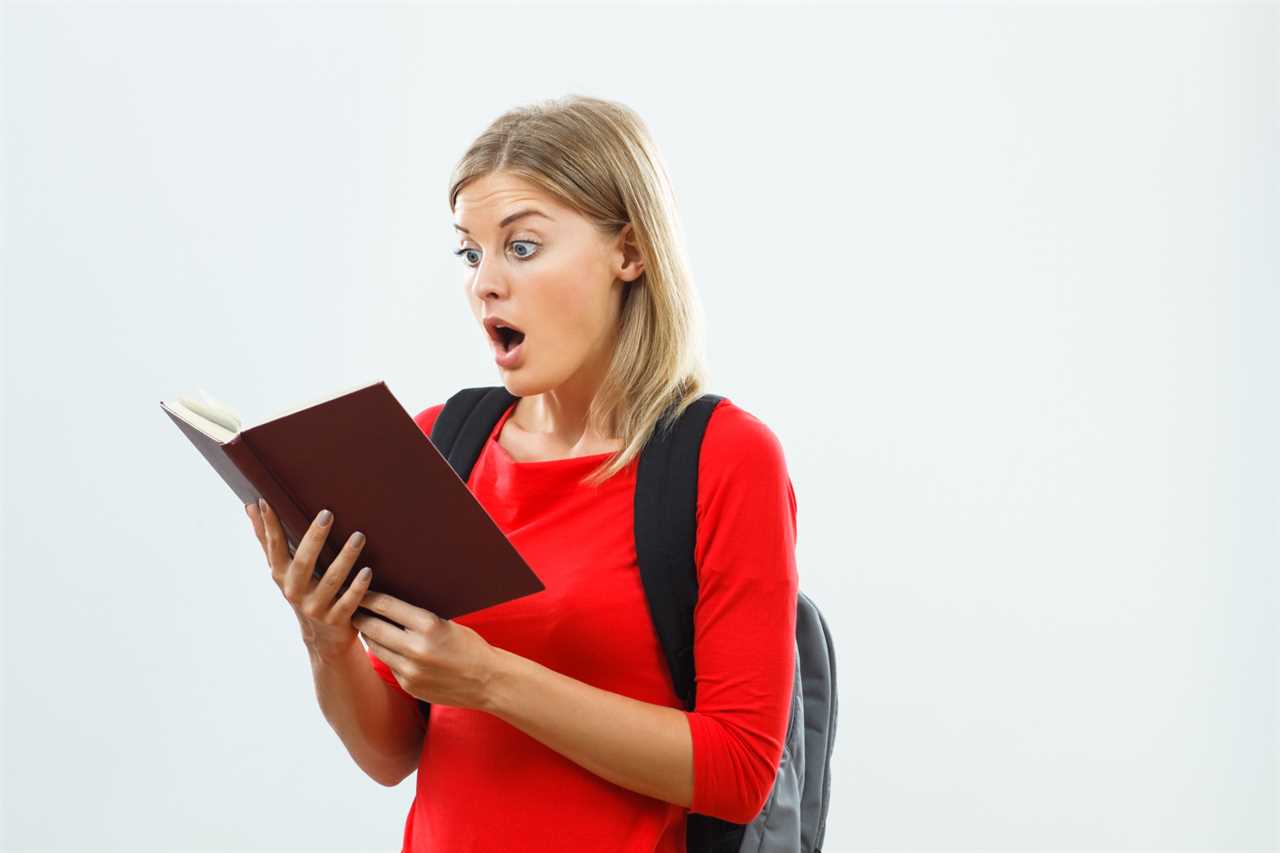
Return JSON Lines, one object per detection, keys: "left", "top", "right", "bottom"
{"left": 513, "top": 358, "right": 616, "bottom": 452}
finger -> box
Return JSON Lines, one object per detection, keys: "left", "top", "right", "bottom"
{"left": 281, "top": 507, "right": 336, "bottom": 601}
{"left": 353, "top": 609, "right": 412, "bottom": 657}
{"left": 333, "top": 565, "right": 375, "bottom": 619}
{"left": 246, "top": 503, "right": 268, "bottom": 557}
{"left": 259, "top": 499, "right": 291, "bottom": 584}
{"left": 309, "top": 530, "right": 368, "bottom": 611}
{"left": 359, "top": 589, "right": 440, "bottom": 635}
{"left": 361, "top": 631, "right": 415, "bottom": 676}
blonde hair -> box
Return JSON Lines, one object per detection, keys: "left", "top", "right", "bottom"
{"left": 448, "top": 95, "right": 711, "bottom": 487}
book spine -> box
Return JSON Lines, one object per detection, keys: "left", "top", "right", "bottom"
{"left": 225, "top": 435, "right": 341, "bottom": 583}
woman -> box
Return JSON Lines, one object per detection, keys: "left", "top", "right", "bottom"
{"left": 245, "top": 95, "right": 799, "bottom": 853}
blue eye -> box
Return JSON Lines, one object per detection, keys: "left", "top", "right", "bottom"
{"left": 453, "top": 240, "right": 540, "bottom": 267}
{"left": 510, "top": 240, "right": 539, "bottom": 259}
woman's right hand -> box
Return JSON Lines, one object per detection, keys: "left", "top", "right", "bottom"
{"left": 246, "top": 498, "right": 373, "bottom": 662}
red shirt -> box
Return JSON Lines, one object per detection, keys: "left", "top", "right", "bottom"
{"left": 366, "top": 395, "right": 799, "bottom": 852}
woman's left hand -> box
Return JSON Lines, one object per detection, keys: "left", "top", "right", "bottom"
{"left": 354, "top": 591, "right": 503, "bottom": 712}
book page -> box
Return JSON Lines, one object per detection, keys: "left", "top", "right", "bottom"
{"left": 161, "top": 397, "right": 238, "bottom": 444}
{"left": 180, "top": 388, "right": 242, "bottom": 433}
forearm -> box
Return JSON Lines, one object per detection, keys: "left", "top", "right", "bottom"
{"left": 481, "top": 647, "right": 694, "bottom": 809}
{"left": 309, "top": 637, "right": 425, "bottom": 787}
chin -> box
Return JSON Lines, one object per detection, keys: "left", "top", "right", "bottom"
{"left": 497, "top": 373, "right": 545, "bottom": 398}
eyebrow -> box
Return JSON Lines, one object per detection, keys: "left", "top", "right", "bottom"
{"left": 453, "top": 209, "right": 553, "bottom": 235}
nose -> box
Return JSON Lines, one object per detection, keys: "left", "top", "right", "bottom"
{"left": 468, "top": 257, "right": 510, "bottom": 303}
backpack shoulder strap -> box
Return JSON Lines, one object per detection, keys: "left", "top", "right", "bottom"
{"left": 429, "top": 385, "right": 519, "bottom": 482}
{"left": 633, "top": 392, "right": 724, "bottom": 712}
{"left": 633, "top": 393, "right": 746, "bottom": 853}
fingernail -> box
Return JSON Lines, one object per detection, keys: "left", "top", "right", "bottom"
{"left": 317, "top": 508, "right": 332, "bottom": 526}
{"left": 258, "top": 498, "right": 267, "bottom": 514}
{"left": 350, "top": 531, "right": 365, "bottom": 548}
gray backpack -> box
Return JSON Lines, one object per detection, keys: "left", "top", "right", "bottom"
{"left": 428, "top": 387, "right": 838, "bottom": 853}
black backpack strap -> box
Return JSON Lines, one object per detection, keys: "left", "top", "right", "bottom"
{"left": 429, "top": 385, "right": 520, "bottom": 481}
{"left": 633, "top": 393, "right": 744, "bottom": 852}
{"left": 412, "top": 386, "right": 518, "bottom": 722}
{"left": 634, "top": 392, "right": 723, "bottom": 712}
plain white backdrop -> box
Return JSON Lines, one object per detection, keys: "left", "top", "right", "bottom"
{"left": 3, "top": 2, "right": 1276, "bottom": 850}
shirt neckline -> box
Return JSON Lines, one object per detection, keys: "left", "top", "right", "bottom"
{"left": 488, "top": 398, "right": 618, "bottom": 467}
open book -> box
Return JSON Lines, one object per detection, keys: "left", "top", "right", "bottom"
{"left": 160, "top": 380, "right": 544, "bottom": 620}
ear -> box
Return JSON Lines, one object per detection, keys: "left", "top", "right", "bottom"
{"left": 614, "top": 222, "right": 645, "bottom": 283}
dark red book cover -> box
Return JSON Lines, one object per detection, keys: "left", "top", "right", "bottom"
{"left": 160, "top": 380, "right": 544, "bottom": 621}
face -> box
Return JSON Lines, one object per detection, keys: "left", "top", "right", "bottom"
{"left": 453, "top": 171, "right": 644, "bottom": 398}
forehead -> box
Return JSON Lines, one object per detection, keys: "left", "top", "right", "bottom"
{"left": 454, "top": 172, "right": 560, "bottom": 222}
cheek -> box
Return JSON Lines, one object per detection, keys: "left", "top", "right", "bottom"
{"left": 531, "top": 266, "right": 597, "bottom": 334}
{"left": 531, "top": 300, "right": 588, "bottom": 363}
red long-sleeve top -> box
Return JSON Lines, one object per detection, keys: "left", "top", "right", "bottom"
{"left": 366, "top": 395, "right": 799, "bottom": 852}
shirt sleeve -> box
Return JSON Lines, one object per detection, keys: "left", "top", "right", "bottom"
{"left": 682, "top": 399, "right": 800, "bottom": 824}
{"left": 362, "top": 402, "right": 447, "bottom": 696}
{"left": 414, "top": 402, "right": 446, "bottom": 441}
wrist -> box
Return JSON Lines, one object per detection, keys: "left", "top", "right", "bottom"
{"left": 481, "top": 646, "right": 528, "bottom": 717}
{"left": 305, "top": 633, "right": 360, "bottom": 668}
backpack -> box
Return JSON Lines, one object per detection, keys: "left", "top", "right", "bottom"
{"left": 424, "top": 386, "right": 838, "bottom": 853}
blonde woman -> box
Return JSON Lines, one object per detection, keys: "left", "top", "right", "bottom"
{"left": 246, "top": 95, "right": 799, "bottom": 853}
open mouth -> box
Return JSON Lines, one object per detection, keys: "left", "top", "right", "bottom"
{"left": 496, "top": 326, "right": 526, "bottom": 352}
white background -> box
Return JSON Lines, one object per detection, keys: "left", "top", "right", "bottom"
{"left": 3, "top": 2, "right": 1276, "bottom": 850}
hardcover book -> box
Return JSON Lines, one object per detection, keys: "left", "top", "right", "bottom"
{"left": 160, "top": 380, "right": 544, "bottom": 621}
